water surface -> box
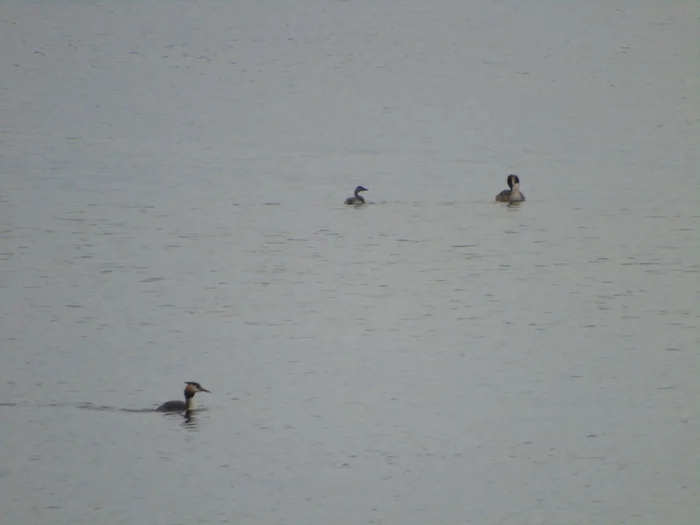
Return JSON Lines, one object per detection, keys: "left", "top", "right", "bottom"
{"left": 1, "top": 1, "right": 699, "bottom": 524}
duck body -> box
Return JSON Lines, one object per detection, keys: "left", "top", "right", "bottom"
{"left": 345, "top": 185, "right": 368, "bottom": 205}
{"left": 495, "top": 174, "right": 525, "bottom": 202}
{"left": 157, "top": 381, "right": 210, "bottom": 412}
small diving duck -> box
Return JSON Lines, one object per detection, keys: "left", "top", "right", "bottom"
{"left": 345, "top": 185, "right": 368, "bottom": 205}
{"left": 495, "top": 174, "right": 525, "bottom": 202}
{"left": 156, "top": 381, "right": 210, "bottom": 412}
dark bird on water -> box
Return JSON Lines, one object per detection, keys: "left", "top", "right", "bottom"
{"left": 156, "top": 382, "right": 210, "bottom": 412}
{"left": 495, "top": 174, "right": 525, "bottom": 202}
{"left": 345, "top": 185, "right": 368, "bottom": 205}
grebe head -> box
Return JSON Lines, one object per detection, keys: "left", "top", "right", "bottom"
{"left": 354, "top": 185, "right": 368, "bottom": 195}
{"left": 184, "top": 381, "right": 210, "bottom": 398}
{"left": 506, "top": 174, "right": 520, "bottom": 189}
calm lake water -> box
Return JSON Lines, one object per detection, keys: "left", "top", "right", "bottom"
{"left": 1, "top": 1, "right": 698, "bottom": 523}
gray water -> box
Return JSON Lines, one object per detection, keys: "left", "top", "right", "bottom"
{"left": 1, "top": 1, "right": 699, "bottom": 523}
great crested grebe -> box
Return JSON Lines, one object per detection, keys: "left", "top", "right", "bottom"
{"left": 345, "top": 185, "right": 368, "bottom": 205}
{"left": 495, "top": 174, "right": 525, "bottom": 202}
{"left": 156, "top": 382, "right": 210, "bottom": 412}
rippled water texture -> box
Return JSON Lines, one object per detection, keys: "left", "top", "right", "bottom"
{"left": 1, "top": 1, "right": 698, "bottom": 523}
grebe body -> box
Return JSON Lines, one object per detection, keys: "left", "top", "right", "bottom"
{"left": 345, "top": 186, "right": 368, "bottom": 205}
{"left": 495, "top": 174, "right": 525, "bottom": 202}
